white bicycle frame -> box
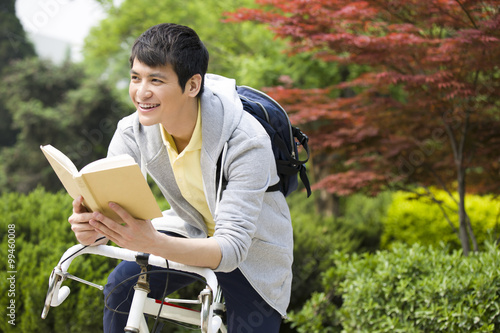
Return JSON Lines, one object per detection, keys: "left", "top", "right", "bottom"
{"left": 41, "top": 244, "right": 226, "bottom": 333}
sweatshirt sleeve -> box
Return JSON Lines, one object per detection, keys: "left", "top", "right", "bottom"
{"left": 212, "top": 131, "right": 275, "bottom": 272}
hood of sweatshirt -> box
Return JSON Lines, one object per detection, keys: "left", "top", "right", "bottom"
{"left": 199, "top": 73, "right": 243, "bottom": 163}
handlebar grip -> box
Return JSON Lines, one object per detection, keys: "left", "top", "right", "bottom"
{"left": 52, "top": 286, "right": 70, "bottom": 307}
{"left": 211, "top": 315, "right": 222, "bottom": 332}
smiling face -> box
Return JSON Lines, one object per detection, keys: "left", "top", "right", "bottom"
{"left": 128, "top": 58, "right": 199, "bottom": 133}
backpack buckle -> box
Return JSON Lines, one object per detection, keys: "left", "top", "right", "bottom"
{"left": 293, "top": 127, "right": 309, "bottom": 147}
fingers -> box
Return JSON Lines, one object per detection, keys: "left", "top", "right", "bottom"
{"left": 67, "top": 196, "right": 112, "bottom": 246}
{"left": 108, "top": 202, "right": 133, "bottom": 223}
{"left": 69, "top": 196, "right": 93, "bottom": 224}
{"left": 89, "top": 203, "right": 149, "bottom": 249}
{"left": 70, "top": 220, "right": 95, "bottom": 233}
{"left": 89, "top": 209, "right": 125, "bottom": 245}
{"left": 69, "top": 220, "right": 103, "bottom": 245}
{"left": 75, "top": 230, "right": 100, "bottom": 246}
{"left": 90, "top": 221, "right": 122, "bottom": 247}
{"left": 69, "top": 198, "right": 93, "bottom": 225}
{"left": 72, "top": 196, "right": 89, "bottom": 214}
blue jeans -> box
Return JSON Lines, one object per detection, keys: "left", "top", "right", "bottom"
{"left": 103, "top": 238, "right": 282, "bottom": 332}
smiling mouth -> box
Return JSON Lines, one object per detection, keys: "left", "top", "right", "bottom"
{"left": 139, "top": 103, "right": 160, "bottom": 110}
{"left": 139, "top": 103, "right": 160, "bottom": 111}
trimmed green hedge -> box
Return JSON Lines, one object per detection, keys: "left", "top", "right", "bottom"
{"left": 0, "top": 188, "right": 117, "bottom": 333}
{"left": 381, "top": 189, "right": 500, "bottom": 250}
{"left": 286, "top": 191, "right": 388, "bottom": 313}
{"left": 1, "top": 187, "right": 387, "bottom": 332}
{"left": 289, "top": 243, "right": 500, "bottom": 332}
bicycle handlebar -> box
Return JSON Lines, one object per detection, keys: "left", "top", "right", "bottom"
{"left": 41, "top": 244, "right": 219, "bottom": 319}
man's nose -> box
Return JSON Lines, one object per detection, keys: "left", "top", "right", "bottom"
{"left": 137, "top": 84, "right": 153, "bottom": 99}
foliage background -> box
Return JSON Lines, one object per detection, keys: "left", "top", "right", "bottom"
{"left": 290, "top": 243, "right": 500, "bottom": 333}
{"left": 1, "top": 0, "right": 499, "bottom": 332}
{"left": 0, "top": 189, "right": 117, "bottom": 333}
{"left": 381, "top": 189, "right": 500, "bottom": 251}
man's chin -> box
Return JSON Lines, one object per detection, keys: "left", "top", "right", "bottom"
{"left": 137, "top": 113, "right": 159, "bottom": 127}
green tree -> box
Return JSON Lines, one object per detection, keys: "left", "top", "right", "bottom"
{"left": 83, "top": 0, "right": 345, "bottom": 220}
{"left": 229, "top": 0, "right": 500, "bottom": 254}
{"left": 0, "top": 58, "right": 130, "bottom": 193}
{"left": 83, "top": 0, "right": 342, "bottom": 100}
{"left": 0, "top": 0, "right": 34, "bottom": 73}
{"left": 0, "top": 0, "right": 35, "bottom": 147}
{"left": 84, "top": 0, "right": 284, "bottom": 93}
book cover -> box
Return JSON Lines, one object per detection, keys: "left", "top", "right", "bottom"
{"left": 40, "top": 144, "right": 162, "bottom": 222}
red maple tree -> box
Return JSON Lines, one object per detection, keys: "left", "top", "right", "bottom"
{"left": 227, "top": 0, "right": 500, "bottom": 254}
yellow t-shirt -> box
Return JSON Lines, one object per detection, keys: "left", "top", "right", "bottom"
{"left": 159, "top": 102, "right": 215, "bottom": 236}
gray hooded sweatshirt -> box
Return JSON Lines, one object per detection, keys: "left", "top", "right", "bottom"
{"left": 107, "top": 74, "right": 293, "bottom": 316}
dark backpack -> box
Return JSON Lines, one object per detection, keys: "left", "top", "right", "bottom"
{"left": 217, "top": 85, "right": 311, "bottom": 198}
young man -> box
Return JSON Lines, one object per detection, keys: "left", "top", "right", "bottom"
{"left": 68, "top": 23, "right": 293, "bottom": 332}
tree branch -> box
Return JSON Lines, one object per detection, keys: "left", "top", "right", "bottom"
{"left": 443, "top": 115, "right": 460, "bottom": 165}
{"left": 421, "top": 186, "right": 460, "bottom": 235}
{"left": 402, "top": 186, "right": 460, "bottom": 236}
{"left": 454, "top": 0, "right": 478, "bottom": 29}
{"left": 466, "top": 214, "right": 479, "bottom": 252}
{"left": 430, "top": 168, "right": 458, "bottom": 205}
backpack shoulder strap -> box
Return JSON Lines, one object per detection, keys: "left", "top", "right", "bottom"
{"left": 214, "top": 143, "right": 228, "bottom": 215}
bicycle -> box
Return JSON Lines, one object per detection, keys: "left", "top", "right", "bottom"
{"left": 41, "top": 243, "right": 227, "bottom": 333}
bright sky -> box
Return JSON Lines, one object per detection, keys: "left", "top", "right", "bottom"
{"left": 15, "top": 0, "right": 107, "bottom": 61}
{"left": 16, "top": 0, "right": 106, "bottom": 42}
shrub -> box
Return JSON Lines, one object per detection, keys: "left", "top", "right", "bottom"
{"left": 381, "top": 189, "right": 500, "bottom": 250}
{"left": 286, "top": 191, "right": 389, "bottom": 313}
{"left": 290, "top": 242, "right": 500, "bottom": 332}
{"left": 1, "top": 187, "right": 388, "bottom": 332}
{"left": 339, "top": 191, "right": 392, "bottom": 252}
{"left": 0, "top": 188, "right": 117, "bottom": 333}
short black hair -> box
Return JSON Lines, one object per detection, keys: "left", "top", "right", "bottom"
{"left": 129, "top": 23, "right": 209, "bottom": 96}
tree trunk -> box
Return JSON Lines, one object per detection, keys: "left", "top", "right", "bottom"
{"left": 457, "top": 168, "right": 470, "bottom": 256}
{"left": 311, "top": 153, "right": 342, "bottom": 217}
{"left": 452, "top": 107, "right": 478, "bottom": 255}
{"left": 444, "top": 107, "right": 477, "bottom": 256}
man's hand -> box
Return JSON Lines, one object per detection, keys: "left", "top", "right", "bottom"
{"left": 88, "top": 202, "right": 160, "bottom": 253}
{"left": 88, "top": 202, "right": 222, "bottom": 269}
{"left": 68, "top": 196, "right": 107, "bottom": 246}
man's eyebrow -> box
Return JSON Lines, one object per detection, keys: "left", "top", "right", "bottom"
{"left": 129, "top": 69, "right": 168, "bottom": 79}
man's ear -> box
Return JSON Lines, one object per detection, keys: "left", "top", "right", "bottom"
{"left": 186, "top": 74, "right": 202, "bottom": 97}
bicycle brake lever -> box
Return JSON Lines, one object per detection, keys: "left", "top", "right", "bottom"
{"left": 41, "top": 269, "right": 64, "bottom": 319}
{"left": 62, "top": 272, "right": 104, "bottom": 290}
{"left": 42, "top": 270, "right": 103, "bottom": 320}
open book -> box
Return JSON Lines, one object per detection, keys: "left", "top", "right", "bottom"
{"left": 40, "top": 144, "right": 162, "bottom": 222}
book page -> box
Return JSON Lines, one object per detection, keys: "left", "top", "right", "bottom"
{"left": 80, "top": 154, "right": 136, "bottom": 174}
{"left": 40, "top": 145, "right": 78, "bottom": 175}
{"left": 40, "top": 145, "right": 81, "bottom": 199}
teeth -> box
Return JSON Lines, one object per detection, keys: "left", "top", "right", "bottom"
{"left": 139, "top": 103, "right": 159, "bottom": 109}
